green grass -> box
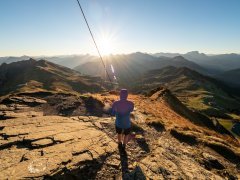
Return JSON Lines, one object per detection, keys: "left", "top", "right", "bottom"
{"left": 185, "top": 95, "right": 212, "bottom": 111}
{"left": 227, "top": 113, "right": 240, "bottom": 121}
{"left": 218, "top": 119, "right": 240, "bottom": 138}
{"left": 178, "top": 86, "right": 240, "bottom": 120}
{"left": 218, "top": 119, "right": 234, "bottom": 130}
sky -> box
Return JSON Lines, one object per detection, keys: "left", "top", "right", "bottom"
{"left": 0, "top": 0, "right": 240, "bottom": 56}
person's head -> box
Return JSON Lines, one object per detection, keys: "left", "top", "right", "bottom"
{"left": 120, "top": 89, "right": 128, "bottom": 100}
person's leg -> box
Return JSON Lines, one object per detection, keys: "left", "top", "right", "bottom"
{"left": 122, "top": 128, "right": 131, "bottom": 150}
{"left": 116, "top": 126, "right": 123, "bottom": 149}
{"left": 117, "top": 133, "right": 122, "bottom": 143}
{"left": 123, "top": 134, "right": 129, "bottom": 145}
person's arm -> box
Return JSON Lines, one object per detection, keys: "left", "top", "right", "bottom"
{"left": 111, "top": 101, "right": 117, "bottom": 116}
{"left": 129, "top": 102, "right": 134, "bottom": 121}
{"left": 130, "top": 102, "right": 134, "bottom": 112}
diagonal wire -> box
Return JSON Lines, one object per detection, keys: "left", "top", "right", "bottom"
{"left": 75, "top": 0, "right": 113, "bottom": 84}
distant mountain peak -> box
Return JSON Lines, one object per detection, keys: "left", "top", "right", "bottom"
{"left": 185, "top": 51, "right": 207, "bottom": 57}
{"left": 172, "top": 56, "right": 187, "bottom": 61}
{"left": 29, "top": 57, "right": 36, "bottom": 62}
{"left": 186, "top": 51, "right": 200, "bottom": 54}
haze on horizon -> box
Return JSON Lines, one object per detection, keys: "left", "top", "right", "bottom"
{"left": 0, "top": 0, "right": 240, "bottom": 56}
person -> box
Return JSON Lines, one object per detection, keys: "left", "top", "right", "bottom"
{"left": 112, "top": 89, "right": 134, "bottom": 151}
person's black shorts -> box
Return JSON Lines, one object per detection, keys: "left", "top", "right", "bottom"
{"left": 115, "top": 126, "right": 131, "bottom": 135}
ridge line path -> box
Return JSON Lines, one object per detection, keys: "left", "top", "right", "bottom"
{"left": 71, "top": 110, "right": 163, "bottom": 179}
{"left": 71, "top": 109, "right": 227, "bottom": 179}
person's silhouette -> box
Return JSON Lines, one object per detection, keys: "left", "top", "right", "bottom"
{"left": 112, "top": 89, "right": 134, "bottom": 151}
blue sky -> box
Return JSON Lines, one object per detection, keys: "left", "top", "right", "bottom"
{"left": 0, "top": 0, "right": 240, "bottom": 56}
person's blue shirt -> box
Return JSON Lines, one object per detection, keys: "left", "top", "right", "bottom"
{"left": 111, "top": 89, "right": 134, "bottom": 129}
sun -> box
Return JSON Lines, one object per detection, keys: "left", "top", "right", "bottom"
{"left": 99, "top": 38, "right": 113, "bottom": 55}
{"left": 97, "top": 32, "right": 115, "bottom": 55}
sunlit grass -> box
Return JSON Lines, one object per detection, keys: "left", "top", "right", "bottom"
{"left": 186, "top": 95, "right": 211, "bottom": 111}
{"left": 218, "top": 119, "right": 234, "bottom": 130}
{"left": 218, "top": 119, "right": 240, "bottom": 139}
{"left": 227, "top": 113, "right": 240, "bottom": 120}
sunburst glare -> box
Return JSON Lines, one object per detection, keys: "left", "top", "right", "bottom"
{"left": 97, "top": 30, "right": 117, "bottom": 55}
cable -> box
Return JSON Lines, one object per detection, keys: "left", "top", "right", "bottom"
{"left": 75, "top": 0, "right": 113, "bottom": 85}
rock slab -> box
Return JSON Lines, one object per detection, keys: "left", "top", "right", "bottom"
{"left": 0, "top": 116, "right": 117, "bottom": 179}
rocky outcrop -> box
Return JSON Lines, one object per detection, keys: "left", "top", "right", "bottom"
{"left": 0, "top": 116, "right": 117, "bottom": 179}
{"left": 0, "top": 93, "right": 106, "bottom": 120}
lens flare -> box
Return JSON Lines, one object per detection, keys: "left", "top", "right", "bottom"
{"left": 110, "top": 64, "right": 115, "bottom": 73}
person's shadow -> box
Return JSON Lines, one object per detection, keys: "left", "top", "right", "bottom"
{"left": 118, "top": 146, "right": 146, "bottom": 180}
{"left": 118, "top": 146, "right": 129, "bottom": 179}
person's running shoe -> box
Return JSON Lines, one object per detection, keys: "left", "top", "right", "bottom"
{"left": 121, "top": 144, "right": 127, "bottom": 155}
{"left": 118, "top": 142, "right": 122, "bottom": 150}
{"left": 122, "top": 144, "right": 126, "bottom": 151}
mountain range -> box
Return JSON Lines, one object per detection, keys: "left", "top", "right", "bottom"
{"left": 0, "top": 54, "right": 98, "bottom": 69}
{"left": 154, "top": 51, "right": 240, "bottom": 71}
{"left": 1, "top": 51, "right": 240, "bottom": 72}
{"left": 1, "top": 51, "right": 240, "bottom": 88}
{"left": 0, "top": 57, "right": 240, "bottom": 179}
{"left": 74, "top": 53, "right": 208, "bottom": 88}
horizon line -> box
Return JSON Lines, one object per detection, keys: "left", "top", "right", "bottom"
{"left": 1, "top": 51, "right": 240, "bottom": 58}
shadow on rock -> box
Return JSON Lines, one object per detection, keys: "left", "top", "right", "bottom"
{"left": 146, "top": 120, "right": 165, "bottom": 132}
{"left": 131, "top": 122, "right": 150, "bottom": 153}
{"left": 118, "top": 146, "right": 129, "bottom": 179}
{"left": 50, "top": 154, "right": 109, "bottom": 180}
{"left": 135, "top": 138, "right": 150, "bottom": 153}
{"left": 118, "top": 147, "right": 146, "bottom": 180}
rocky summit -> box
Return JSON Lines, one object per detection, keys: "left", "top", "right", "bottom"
{"left": 0, "top": 91, "right": 239, "bottom": 179}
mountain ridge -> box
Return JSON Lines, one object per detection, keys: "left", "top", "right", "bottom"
{"left": 0, "top": 58, "right": 105, "bottom": 96}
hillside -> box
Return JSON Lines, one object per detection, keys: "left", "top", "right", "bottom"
{"left": 132, "top": 66, "right": 240, "bottom": 129}
{"left": 0, "top": 59, "right": 105, "bottom": 96}
{"left": 0, "top": 90, "right": 239, "bottom": 179}
{"left": 216, "top": 68, "right": 240, "bottom": 88}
